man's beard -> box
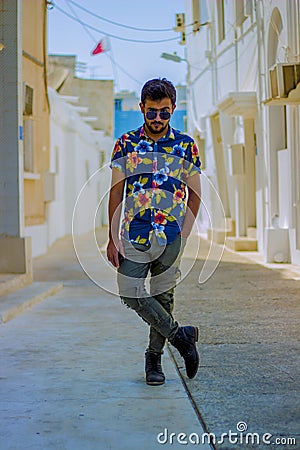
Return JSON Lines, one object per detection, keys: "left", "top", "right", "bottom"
{"left": 145, "top": 120, "right": 169, "bottom": 135}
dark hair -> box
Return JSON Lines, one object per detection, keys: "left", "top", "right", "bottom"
{"left": 141, "top": 78, "right": 176, "bottom": 105}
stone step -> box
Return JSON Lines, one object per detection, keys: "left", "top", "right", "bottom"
{"left": 225, "top": 217, "right": 236, "bottom": 233}
{"left": 247, "top": 227, "right": 257, "bottom": 239}
{"left": 207, "top": 227, "right": 235, "bottom": 244}
{"left": 226, "top": 237, "right": 258, "bottom": 252}
{"left": 0, "top": 282, "right": 63, "bottom": 324}
{"left": 207, "top": 218, "right": 236, "bottom": 244}
{"left": 0, "top": 273, "right": 32, "bottom": 297}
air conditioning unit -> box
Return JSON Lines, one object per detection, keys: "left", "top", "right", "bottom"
{"left": 269, "top": 63, "right": 300, "bottom": 98}
{"left": 174, "top": 13, "right": 185, "bottom": 32}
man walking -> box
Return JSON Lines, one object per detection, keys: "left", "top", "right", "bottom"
{"left": 107, "top": 78, "right": 201, "bottom": 385}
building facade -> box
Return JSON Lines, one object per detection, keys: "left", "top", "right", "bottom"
{"left": 0, "top": 3, "right": 115, "bottom": 273}
{"left": 28, "top": 54, "right": 115, "bottom": 257}
{"left": 48, "top": 55, "right": 114, "bottom": 135}
{"left": 0, "top": 0, "right": 49, "bottom": 276}
{"left": 34, "top": 88, "right": 113, "bottom": 257}
{"left": 22, "top": 0, "right": 50, "bottom": 230}
{"left": 184, "top": 0, "right": 300, "bottom": 265}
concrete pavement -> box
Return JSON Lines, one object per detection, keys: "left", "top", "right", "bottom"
{"left": 0, "top": 230, "right": 211, "bottom": 450}
{"left": 174, "top": 237, "right": 300, "bottom": 450}
{"left": 1, "top": 228, "right": 299, "bottom": 449}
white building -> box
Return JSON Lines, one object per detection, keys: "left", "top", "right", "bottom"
{"left": 25, "top": 88, "right": 113, "bottom": 257}
{"left": 184, "top": 0, "right": 300, "bottom": 265}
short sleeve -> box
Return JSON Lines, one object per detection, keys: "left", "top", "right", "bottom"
{"left": 110, "top": 138, "right": 126, "bottom": 173}
{"left": 183, "top": 140, "right": 202, "bottom": 178}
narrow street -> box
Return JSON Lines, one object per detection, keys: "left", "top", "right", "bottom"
{"left": 1, "top": 229, "right": 299, "bottom": 449}
{"left": 0, "top": 230, "right": 210, "bottom": 450}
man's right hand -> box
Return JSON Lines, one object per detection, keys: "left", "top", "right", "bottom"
{"left": 106, "top": 238, "right": 124, "bottom": 268}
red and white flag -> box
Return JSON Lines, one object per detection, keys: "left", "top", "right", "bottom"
{"left": 91, "top": 37, "right": 110, "bottom": 56}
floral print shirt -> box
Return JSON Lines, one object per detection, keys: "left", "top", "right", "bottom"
{"left": 110, "top": 125, "right": 201, "bottom": 246}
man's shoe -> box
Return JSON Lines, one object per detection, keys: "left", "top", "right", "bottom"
{"left": 145, "top": 351, "right": 165, "bottom": 386}
{"left": 170, "top": 326, "right": 199, "bottom": 379}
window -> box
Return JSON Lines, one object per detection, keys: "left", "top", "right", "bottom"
{"left": 23, "top": 84, "right": 33, "bottom": 116}
{"left": 216, "top": 0, "right": 225, "bottom": 43}
{"left": 114, "top": 99, "right": 122, "bottom": 111}
{"left": 23, "top": 84, "right": 34, "bottom": 172}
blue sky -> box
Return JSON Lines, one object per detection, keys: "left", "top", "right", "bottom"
{"left": 48, "top": 0, "right": 188, "bottom": 95}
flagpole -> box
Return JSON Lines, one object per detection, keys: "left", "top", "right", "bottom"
{"left": 105, "top": 41, "right": 119, "bottom": 91}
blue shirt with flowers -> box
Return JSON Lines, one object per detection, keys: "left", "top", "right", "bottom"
{"left": 111, "top": 125, "right": 201, "bottom": 246}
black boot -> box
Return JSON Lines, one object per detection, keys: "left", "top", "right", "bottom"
{"left": 170, "top": 326, "right": 199, "bottom": 379}
{"left": 145, "top": 351, "right": 165, "bottom": 386}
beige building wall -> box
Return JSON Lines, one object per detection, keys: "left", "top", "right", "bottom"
{"left": 22, "top": 0, "right": 50, "bottom": 226}
{"left": 61, "top": 77, "right": 114, "bottom": 135}
{"left": 48, "top": 54, "right": 114, "bottom": 136}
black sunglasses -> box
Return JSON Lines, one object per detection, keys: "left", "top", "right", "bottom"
{"left": 145, "top": 110, "right": 171, "bottom": 120}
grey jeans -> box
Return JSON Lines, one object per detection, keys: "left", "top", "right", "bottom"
{"left": 117, "top": 233, "right": 186, "bottom": 354}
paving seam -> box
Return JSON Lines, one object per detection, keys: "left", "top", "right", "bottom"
{"left": 167, "top": 344, "right": 217, "bottom": 450}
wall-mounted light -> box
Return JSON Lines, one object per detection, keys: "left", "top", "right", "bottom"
{"left": 0, "top": 43, "right": 5, "bottom": 52}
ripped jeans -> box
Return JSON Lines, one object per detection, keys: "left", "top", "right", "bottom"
{"left": 117, "top": 233, "right": 186, "bottom": 354}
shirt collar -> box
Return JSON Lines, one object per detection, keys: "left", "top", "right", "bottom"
{"left": 139, "top": 125, "right": 175, "bottom": 141}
